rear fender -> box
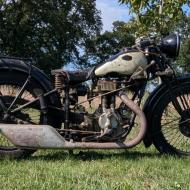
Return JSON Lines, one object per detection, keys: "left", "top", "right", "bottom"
{"left": 143, "top": 74, "right": 190, "bottom": 147}
{"left": 0, "top": 58, "right": 61, "bottom": 107}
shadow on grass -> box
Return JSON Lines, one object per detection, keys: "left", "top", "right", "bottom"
{"left": 26, "top": 149, "right": 161, "bottom": 161}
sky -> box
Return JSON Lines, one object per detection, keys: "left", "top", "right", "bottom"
{"left": 96, "top": 1, "right": 190, "bottom": 32}
{"left": 64, "top": 0, "right": 130, "bottom": 70}
{"left": 96, "top": 0, "right": 130, "bottom": 31}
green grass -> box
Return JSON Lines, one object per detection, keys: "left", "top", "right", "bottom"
{"left": 0, "top": 89, "right": 189, "bottom": 189}
{"left": 0, "top": 145, "right": 189, "bottom": 190}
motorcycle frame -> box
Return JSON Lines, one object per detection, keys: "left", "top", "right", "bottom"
{"left": 1, "top": 53, "right": 189, "bottom": 149}
{"left": 1, "top": 54, "right": 174, "bottom": 128}
{"left": 0, "top": 65, "right": 148, "bottom": 141}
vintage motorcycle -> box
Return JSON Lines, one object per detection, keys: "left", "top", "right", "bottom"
{"left": 0, "top": 33, "right": 190, "bottom": 158}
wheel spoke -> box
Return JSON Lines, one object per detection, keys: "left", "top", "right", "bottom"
{"left": 0, "top": 84, "right": 41, "bottom": 150}
{"left": 161, "top": 118, "right": 180, "bottom": 128}
{"left": 169, "top": 132, "right": 182, "bottom": 146}
{"left": 160, "top": 91, "right": 190, "bottom": 154}
{"left": 163, "top": 128, "right": 178, "bottom": 139}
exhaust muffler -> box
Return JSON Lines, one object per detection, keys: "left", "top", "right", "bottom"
{"left": 0, "top": 124, "right": 66, "bottom": 149}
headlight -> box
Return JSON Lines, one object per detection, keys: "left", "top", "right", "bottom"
{"left": 160, "top": 33, "right": 180, "bottom": 58}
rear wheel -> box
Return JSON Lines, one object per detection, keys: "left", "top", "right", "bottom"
{"left": 152, "top": 83, "right": 190, "bottom": 156}
{"left": 0, "top": 72, "right": 57, "bottom": 158}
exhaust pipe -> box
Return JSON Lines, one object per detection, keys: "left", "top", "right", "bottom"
{"left": 0, "top": 95, "right": 147, "bottom": 150}
{"left": 0, "top": 124, "right": 129, "bottom": 149}
{"left": 119, "top": 94, "right": 147, "bottom": 147}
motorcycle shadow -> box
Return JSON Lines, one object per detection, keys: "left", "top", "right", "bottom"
{"left": 28, "top": 150, "right": 161, "bottom": 161}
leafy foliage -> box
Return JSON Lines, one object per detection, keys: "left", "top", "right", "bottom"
{"left": 117, "top": 1, "right": 190, "bottom": 72}
{"left": 89, "top": 21, "right": 136, "bottom": 65}
{"left": 119, "top": 0, "right": 190, "bottom": 35}
{"left": 175, "top": 16, "right": 190, "bottom": 72}
{"left": 177, "top": 39, "right": 190, "bottom": 72}
{"left": 0, "top": 0, "right": 102, "bottom": 73}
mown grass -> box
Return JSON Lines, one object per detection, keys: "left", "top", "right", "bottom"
{"left": 0, "top": 90, "right": 189, "bottom": 189}
{"left": 0, "top": 145, "right": 189, "bottom": 190}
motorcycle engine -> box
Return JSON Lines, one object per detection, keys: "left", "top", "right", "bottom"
{"left": 79, "top": 79, "right": 132, "bottom": 139}
{"left": 93, "top": 106, "right": 121, "bottom": 137}
{"left": 95, "top": 105, "right": 127, "bottom": 140}
{"left": 90, "top": 79, "right": 125, "bottom": 138}
{"left": 98, "top": 109, "right": 119, "bottom": 130}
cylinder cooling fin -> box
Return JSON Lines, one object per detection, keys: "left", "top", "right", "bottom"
{"left": 91, "top": 80, "right": 117, "bottom": 94}
{"left": 97, "top": 80, "right": 117, "bottom": 92}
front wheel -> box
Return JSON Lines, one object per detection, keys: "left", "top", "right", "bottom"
{"left": 152, "top": 82, "right": 190, "bottom": 156}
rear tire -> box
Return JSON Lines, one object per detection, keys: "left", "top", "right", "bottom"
{"left": 0, "top": 71, "right": 60, "bottom": 158}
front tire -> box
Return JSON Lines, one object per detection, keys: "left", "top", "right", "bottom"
{"left": 152, "top": 82, "right": 190, "bottom": 156}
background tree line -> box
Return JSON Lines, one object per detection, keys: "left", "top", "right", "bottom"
{"left": 0, "top": 0, "right": 190, "bottom": 73}
{"left": 0, "top": 0, "right": 102, "bottom": 73}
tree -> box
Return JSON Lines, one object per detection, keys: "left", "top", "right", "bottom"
{"left": 119, "top": 0, "right": 190, "bottom": 35}
{"left": 116, "top": 1, "right": 190, "bottom": 73}
{"left": 176, "top": 39, "right": 190, "bottom": 72}
{"left": 0, "top": 0, "right": 102, "bottom": 73}
{"left": 88, "top": 21, "right": 136, "bottom": 65}
{"left": 174, "top": 16, "right": 190, "bottom": 72}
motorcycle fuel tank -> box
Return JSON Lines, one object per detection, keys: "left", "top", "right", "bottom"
{"left": 95, "top": 51, "right": 148, "bottom": 77}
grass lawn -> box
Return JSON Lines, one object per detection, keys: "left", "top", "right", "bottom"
{"left": 0, "top": 90, "right": 189, "bottom": 189}
{"left": 0, "top": 145, "right": 189, "bottom": 190}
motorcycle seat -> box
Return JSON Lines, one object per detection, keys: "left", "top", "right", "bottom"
{"left": 51, "top": 67, "right": 95, "bottom": 85}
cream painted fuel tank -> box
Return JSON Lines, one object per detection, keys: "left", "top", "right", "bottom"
{"left": 95, "top": 51, "right": 148, "bottom": 77}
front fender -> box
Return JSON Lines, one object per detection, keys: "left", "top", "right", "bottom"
{"left": 0, "top": 57, "right": 61, "bottom": 107}
{"left": 143, "top": 74, "right": 190, "bottom": 147}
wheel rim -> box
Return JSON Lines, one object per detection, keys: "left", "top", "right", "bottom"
{"left": 0, "top": 84, "right": 41, "bottom": 150}
{"left": 161, "top": 93, "right": 190, "bottom": 154}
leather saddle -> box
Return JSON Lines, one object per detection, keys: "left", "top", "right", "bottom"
{"left": 51, "top": 67, "right": 95, "bottom": 85}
